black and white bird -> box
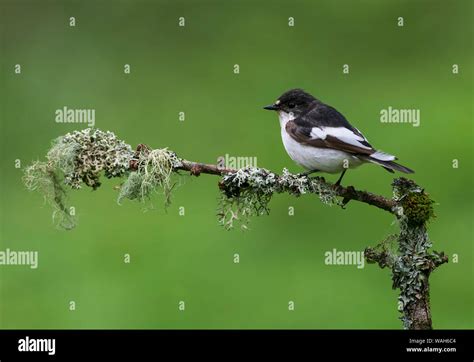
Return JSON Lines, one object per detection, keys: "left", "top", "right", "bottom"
{"left": 264, "top": 89, "right": 414, "bottom": 185}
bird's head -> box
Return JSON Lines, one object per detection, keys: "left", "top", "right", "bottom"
{"left": 264, "top": 89, "right": 317, "bottom": 118}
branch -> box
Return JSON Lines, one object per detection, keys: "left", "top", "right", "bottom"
{"left": 23, "top": 128, "right": 447, "bottom": 330}
{"left": 153, "top": 156, "right": 396, "bottom": 214}
{"left": 365, "top": 178, "right": 448, "bottom": 329}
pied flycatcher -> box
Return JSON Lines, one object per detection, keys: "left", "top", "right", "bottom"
{"left": 264, "top": 89, "right": 414, "bottom": 185}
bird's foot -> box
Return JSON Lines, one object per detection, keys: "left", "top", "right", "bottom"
{"left": 340, "top": 186, "right": 356, "bottom": 209}
{"left": 334, "top": 169, "right": 347, "bottom": 187}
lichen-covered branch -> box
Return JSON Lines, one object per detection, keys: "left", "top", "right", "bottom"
{"left": 365, "top": 179, "right": 448, "bottom": 329}
{"left": 23, "top": 128, "right": 447, "bottom": 329}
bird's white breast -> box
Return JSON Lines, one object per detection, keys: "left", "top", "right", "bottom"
{"left": 278, "top": 111, "right": 362, "bottom": 173}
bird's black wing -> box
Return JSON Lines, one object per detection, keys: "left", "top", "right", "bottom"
{"left": 296, "top": 103, "right": 355, "bottom": 128}
{"left": 287, "top": 103, "right": 377, "bottom": 156}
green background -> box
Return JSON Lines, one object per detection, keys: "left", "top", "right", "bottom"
{"left": 0, "top": 0, "right": 472, "bottom": 329}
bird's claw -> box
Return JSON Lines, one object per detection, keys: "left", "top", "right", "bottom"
{"left": 339, "top": 185, "right": 356, "bottom": 209}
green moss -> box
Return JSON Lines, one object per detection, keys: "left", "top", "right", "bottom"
{"left": 401, "top": 192, "right": 435, "bottom": 225}
{"left": 392, "top": 177, "right": 435, "bottom": 225}
{"left": 364, "top": 177, "right": 444, "bottom": 329}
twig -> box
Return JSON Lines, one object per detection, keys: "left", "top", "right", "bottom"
{"left": 131, "top": 155, "right": 397, "bottom": 214}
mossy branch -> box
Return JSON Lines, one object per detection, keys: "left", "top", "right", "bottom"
{"left": 23, "top": 128, "right": 447, "bottom": 329}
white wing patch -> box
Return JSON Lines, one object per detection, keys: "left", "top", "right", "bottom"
{"left": 310, "top": 126, "right": 372, "bottom": 150}
{"left": 354, "top": 127, "right": 369, "bottom": 142}
{"left": 371, "top": 150, "right": 396, "bottom": 161}
{"left": 309, "top": 127, "right": 326, "bottom": 139}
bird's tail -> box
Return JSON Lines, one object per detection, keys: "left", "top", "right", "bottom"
{"left": 360, "top": 151, "right": 415, "bottom": 174}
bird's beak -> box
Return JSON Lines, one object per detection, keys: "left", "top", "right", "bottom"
{"left": 263, "top": 104, "right": 279, "bottom": 111}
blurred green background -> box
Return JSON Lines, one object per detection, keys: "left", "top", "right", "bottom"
{"left": 0, "top": 0, "right": 472, "bottom": 329}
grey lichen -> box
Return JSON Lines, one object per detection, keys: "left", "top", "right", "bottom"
{"left": 117, "top": 148, "right": 183, "bottom": 207}
{"left": 25, "top": 129, "right": 343, "bottom": 231}
{"left": 364, "top": 234, "right": 398, "bottom": 269}
{"left": 24, "top": 128, "right": 134, "bottom": 229}
{"left": 365, "top": 177, "right": 446, "bottom": 329}
{"left": 59, "top": 128, "right": 133, "bottom": 189}
{"left": 218, "top": 167, "right": 338, "bottom": 230}
{"left": 217, "top": 168, "right": 275, "bottom": 230}
{"left": 393, "top": 220, "right": 433, "bottom": 329}
{"left": 23, "top": 160, "right": 76, "bottom": 230}
{"left": 392, "top": 178, "right": 440, "bottom": 329}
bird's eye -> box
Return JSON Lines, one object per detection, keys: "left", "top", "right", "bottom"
{"left": 288, "top": 102, "right": 296, "bottom": 109}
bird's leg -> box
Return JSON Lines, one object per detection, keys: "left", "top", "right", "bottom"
{"left": 334, "top": 169, "right": 347, "bottom": 186}
{"left": 298, "top": 169, "right": 319, "bottom": 177}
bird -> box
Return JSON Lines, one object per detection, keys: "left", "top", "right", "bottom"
{"left": 263, "top": 89, "right": 414, "bottom": 186}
